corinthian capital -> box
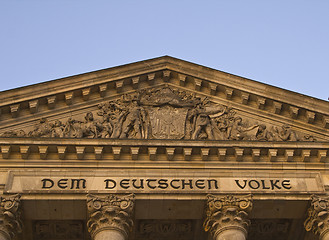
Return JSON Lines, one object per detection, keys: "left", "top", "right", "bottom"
{"left": 0, "top": 194, "right": 22, "bottom": 240}
{"left": 86, "top": 194, "right": 135, "bottom": 239}
{"left": 203, "top": 194, "right": 252, "bottom": 239}
{"left": 304, "top": 195, "right": 329, "bottom": 239}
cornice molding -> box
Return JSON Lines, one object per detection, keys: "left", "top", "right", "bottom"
{"left": 0, "top": 138, "right": 328, "bottom": 162}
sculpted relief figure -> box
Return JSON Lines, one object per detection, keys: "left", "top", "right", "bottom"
{"left": 0, "top": 87, "right": 317, "bottom": 142}
{"left": 271, "top": 124, "right": 298, "bottom": 141}
{"left": 97, "top": 95, "right": 149, "bottom": 139}
{"left": 117, "top": 100, "right": 149, "bottom": 139}
{"left": 51, "top": 120, "right": 65, "bottom": 138}
{"left": 28, "top": 118, "right": 52, "bottom": 137}
{"left": 255, "top": 124, "right": 272, "bottom": 141}
{"left": 63, "top": 118, "right": 83, "bottom": 138}
{"left": 81, "top": 112, "right": 102, "bottom": 138}
{"left": 186, "top": 99, "right": 227, "bottom": 140}
{"left": 226, "top": 117, "right": 259, "bottom": 140}
{"left": 0, "top": 130, "right": 26, "bottom": 138}
{"left": 139, "top": 87, "right": 199, "bottom": 108}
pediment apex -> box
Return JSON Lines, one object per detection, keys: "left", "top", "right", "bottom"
{"left": 0, "top": 57, "right": 328, "bottom": 135}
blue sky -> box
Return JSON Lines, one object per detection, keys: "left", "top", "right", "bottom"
{"left": 1, "top": 1, "right": 328, "bottom": 101}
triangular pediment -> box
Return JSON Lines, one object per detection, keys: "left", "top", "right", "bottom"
{"left": 0, "top": 56, "right": 328, "bottom": 142}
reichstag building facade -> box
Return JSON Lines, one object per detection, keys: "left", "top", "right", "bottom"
{"left": 0, "top": 57, "right": 328, "bottom": 240}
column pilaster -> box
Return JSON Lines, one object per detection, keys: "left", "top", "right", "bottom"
{"left": 87, "top": 194, "right": 135, "bottom": 240}
{"left": 0, "top": 194, "right": 22, "bottom": 240}
{"left": 203, "top": 194, "right": 252, "bottom": 240}
{"left": 304, "top": 195, "right": 329, "bottom": 240}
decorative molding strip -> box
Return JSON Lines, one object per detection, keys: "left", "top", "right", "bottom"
{"left": 0, "top": 140, "right": 328, "bottom": 162}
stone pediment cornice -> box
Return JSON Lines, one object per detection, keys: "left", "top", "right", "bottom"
{"left": 0, "top": 138, "right": 328, "bottom": 163}
{"left": 0, "top": 56, "right": 328, "bottom": 133}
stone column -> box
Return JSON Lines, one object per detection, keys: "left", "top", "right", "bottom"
{"left": 203, "top": 194, "right": 252, "bottom": 240}
{"left": 304, "top": 195, "right": 329, "bottom": 240}
{"left": 0, "top": 194, "right": 22, "bottom": 240}
{"left": 87, "top": 194, "right": 135, "bottom": 240}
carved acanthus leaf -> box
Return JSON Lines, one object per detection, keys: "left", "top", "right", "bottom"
{"left": 0, "top": 194, "right": 23, "bottom": 240}
{"left": 203, "top": 194, "right": 252, "bottom": 239}
{"left": 86, "top": 194, "right": 135, "bottom": 239}
{"left": 304, "top": 195, "right": 329, "bottom": 239}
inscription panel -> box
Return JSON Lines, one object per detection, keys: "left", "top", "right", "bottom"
{"left": 34, "top": 220, "right": 85, "bottom": 240}
{"left": 249, "top": 219, "right": 292, "bottom": 240}
{"left": 4, "top": 171, "right": 324, "bottom": 194}
{"left": 135, "top": 219, "right": 195, "bottom": 240}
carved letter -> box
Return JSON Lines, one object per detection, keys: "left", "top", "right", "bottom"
{"left": 158, "top": 179, "right": 168, "bottom": 189}
{"left": 57, "top": 179, "right": 68, "bottom": 189}
{"left": 104, "top": 179, "right": 116, "bottom": 189}
{"left": 248, "top": 180, "right": 260, "bottom": 189}
{"left": 207, "top": 179, "right": 219, "bottom": 189}
{"left": 270, "top": 180, "right": 281, "bottom": 190}
{"left": 282, "top": 180, "right": 291, "bottom": 189}
{"left": 42, "top": 178, "right": 54, "bottom": 189}
{"left": 132, "top": 179, "right": 144, "bottom": 189}
{"left": 261, "top": 180, "right": 270, "bottom": 189}
{"left": 120, "top": 179, "right": 130, "bottom": 189}
{"left": 146, "top": 179, "right": 157, "bottom": 189}
{"left": 235, "top": 180, "right": 247, "bottom": 189}
{"left": 181, "top": 180, "right": 193, "bottom": 189}
{"left": 70, "top": 179, "right": 86, "bottom": 189}
{"left": 170, "top": 179, "right": 180, "bottom": 189}
{"left": 195, "top": 179, "right": 205, "bottom": 189}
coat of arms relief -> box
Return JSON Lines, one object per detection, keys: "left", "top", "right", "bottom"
{"left": 1, "top": 87, "right": 316, "bottom": 142}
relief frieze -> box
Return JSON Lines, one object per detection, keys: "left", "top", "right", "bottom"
{"left": 1, "top": 87, "right": 316, "bottom": 141}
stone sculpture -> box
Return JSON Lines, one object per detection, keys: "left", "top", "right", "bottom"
{"left": 0, "top": 194, "right": 23, "bottom": 240}
{"left": 304, "top": 195, "right": 329, "bottom": 240}
{"left": 0, "top": 87, "right": 316, "bottom": 141}
{"left": 87, "top": 194, "right": 135, "bottom": 240}
{"left": 203, "top": 194, "right": 253, "bottom": 240}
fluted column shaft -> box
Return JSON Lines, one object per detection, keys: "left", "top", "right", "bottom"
{"left": 94, "top": 230, "right": 125, "bottom": 240}
{"left": 0, "top": 194, "right": 22, "bottom": 240}
{"left": 215, "top": 229, "right": 246, "bottom": 240}
{"left": 204, "top": 195, "right": 252, "bottom": 240}
{"left": 87, "top": 194, "right": 135, "bottom": 240}
{"left": 305, "top": 195, "right": 329, "bottom": 240}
